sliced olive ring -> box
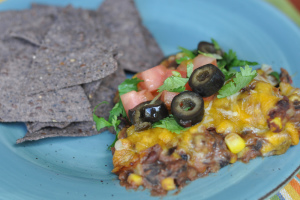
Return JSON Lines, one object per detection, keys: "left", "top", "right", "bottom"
{"left": 197, "top": 41, "right": 223, "bottom": 57}
{"left": 171, "top": 91, "right": 204, "bottom": 127}
{"left": 128, "top": 100, "right": 168, "bottom": 131}
{"left": 188, "top": 64, "right": 225, "bottom": 97}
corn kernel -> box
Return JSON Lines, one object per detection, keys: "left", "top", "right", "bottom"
{"left": 286, "top": 122, "right": 299, "bottom": 145}
{"left": 161, "top": 177, "right": 176, "bottom": 191}
{"left": 225, "top": 133, "right": 246, "bottom": 154}
{"left": 289, "top": 94, "right": 300, "bottom": 102}
{"left": 270, "top": 117, "right": 282, "bottom": 132}
{"left": 127, "top": 173, "right": 143, "bottom": 186}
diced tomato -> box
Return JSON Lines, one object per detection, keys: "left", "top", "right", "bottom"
{"left": 193, "top": 54, "right": 217, "bottom": 70}
{"left": 137, "top": 65, "right": 167, "bottom": 92}
{"left": 203, "top": 94, "right": 216, "bottom": 102}
{"left": 177, "top": 54, "right": 217, "bottom": 72}
{"left": 120, "top": 90, "right": 154, "bottom": 115}
{"left": 160, "top": 91, "right": 179, "bottom": 110}
{"left": 185, "top": 82, "right": 192, "bottom": 91}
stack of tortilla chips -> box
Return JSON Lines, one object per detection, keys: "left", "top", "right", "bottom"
{"left": 0, "top": 0, "right": 163, "bottom": 143}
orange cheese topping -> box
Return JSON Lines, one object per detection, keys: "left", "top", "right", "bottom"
{"left": 113, "top": 79, "right": 300, "bottom": 171}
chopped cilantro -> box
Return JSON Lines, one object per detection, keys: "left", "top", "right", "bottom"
{"left": 93, "top": 77, "right": 143, "bottom": 150}
{"left": 108, "top": 100, "right": 126, "bottom": 122}
{"left": 93, "top": 102, "right": 121, "bottom": 132}
{"left": 211, "top": 38, "right": 221, "bottom": 50}
{"left": 220, "top": 68, "right": 236, "bottom": 81}
{"left": 217, "top": 66, "right": 257, "bottom": 98}
{"left": 158, "top": 76, "right": 188, "bottom": 93}
{"left": 178, "top": 47, "right": 196, "bottom": 59}
{"left": 176, "top": 56, "right": 190, "bottom": 64}
{"left": 118, "top": 77, "right": 143, "bottom": 96}
{"left": 157, "top": 62, "right": 193, "bottom": 93}
{"left": 172, "top": 71, "right": 182, "bottom": 77}
{"left": 198, "top": 51, "right": 222, "bottom": 60}
{"left": 269, "top": 71, "right": 280, "bottom": 82}
{"left": 158, "top": 73, "right": 188, "bottom": 93}
{"left": 186, "top": 62, "right": 194, "bottom": 78}
{"left": 217, "top": 49, "right": 258, "bottom": 71}
{"left": 152, "top": 115, "right": 188, "bottom": 134}
{"left": 176, "top": 46, "right": 196, "bottom": 64}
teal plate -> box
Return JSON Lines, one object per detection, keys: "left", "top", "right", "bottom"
{"left": 1, "top": 0, "right": 300, "bottom": 199}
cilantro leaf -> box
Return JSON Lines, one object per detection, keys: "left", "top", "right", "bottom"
{"left": 269, "top": 71, "right": 280, "bottom": 82}
{"left": 93, "top": 102, "right": 113, "bottom": 131}
{"left": 108, "top": 100, "right": 126, "bottom": 122}
{"left": 220, "top": 68, "right": 235, "bottom": 81}
{"left": 108, "top": 137, "right": 118, "bottom": 150}
{"left": 217, "top": 49, "right": 258, "bottom": 70}
{"left": 111, "top": 115, "right": 121, "bottom": 132}
{"left": 152, "top": 115, "right": 188, "bottom": 134}
{"left": 106, "top": 77, "right": 143, "bottom": 150}
{"left": 118, "top": 77, "right": 143, "bottom": 96}
{"left": 176, "top": 56, "right": 190, "bottom": 64}
{"left": 211, "top": 38, "right": 221, "bottom": 50}
{"left": 158, "top": 75, "right": 188, "bottom": 93}
{"left": 178, "top": 47, "right": 196, "bottom": 59}
{"left": 176, "top": 47, "right": 196, "bottom": 64}
{"left": 186, "top": 62, "right": 194, "bottom": 78}
{"left": 217, "top": 66, "right": 257, "bottom": 98}
{"left": 107, "top": 116, "right": 122, "bottom": 151}
{"left": 198, "top": 50, "right": 222, "bottom": 60}
{"left": 93, "top": 116, "right": 112, "bottom": 131}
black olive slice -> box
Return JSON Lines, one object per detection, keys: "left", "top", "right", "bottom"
{"left": 128, "top": 100, "right": 168, "bottom": 131}
{"left": 128, "top": 101, "right": 151, "bottom": 125}
{"left": 141, "top": 100, "right": 169, "bottom": 123}
{"left": 171, "top": 91, "right": 204, "bottom": 127}
{"left": 188, "top": 64, "right": 225, "bottom": 97}
{"left": 197, "top": 41, "right": 223, "bottom": 57}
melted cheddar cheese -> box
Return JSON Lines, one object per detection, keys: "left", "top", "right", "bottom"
{"left": 113, "top": 79, "right": 300, "bottom": 173}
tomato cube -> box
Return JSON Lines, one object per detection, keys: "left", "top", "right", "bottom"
{"left": 120, "top": 90, "right": 154, "bottom": 115}
{"left": 160, "top": 91, "right": 179, "bottom": 110}
{"left": 137, "top": 65, "right": 167, "bottom": 92}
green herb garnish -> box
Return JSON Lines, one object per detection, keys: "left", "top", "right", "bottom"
{"left": 198, "top": 51, "right": 222, "bottom": 60}
{"left": 118, "top": 77, "right": 143, "bottom": 96}
{"left": 152, "top": 115, "right": 188, "bottom": 134}
{"left": 158, "top": 76, "right": 188, "bottom": 93}
{"left": 211, "top": 38, "right": 221, "bottom": 50}
{"left": 157, "top": 63, "right": 193, "bottom": 93}
{"left": 93, "top": 77, "right": 143, "bottom": 150}
{"left": 269, "top": 71, "right": 281, "bottom": 82}
{"left": 217, "top": 49, "right": 258, "bottom": 71}
{"left": 186, "top": 62, "right": 194, "bottom": 78}
{"left": 176, "top": 47, "right": 196, "bottom": 64}
{"left": 217, "top": 65, "right": 257, "bottom": 98}
{"left": 93, "top": 102, "right": 121, "bottom": 135}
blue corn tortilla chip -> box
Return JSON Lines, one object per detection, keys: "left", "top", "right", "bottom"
{"left": 18, "top": 67, "right": 126, "bottom": 143}
{"left": 26, "top": 122, "right": 71, "bottom": 133}
{"left": 22, "top": 42, "right": 117, "bottom": 95}
{"left": 0, "top": 58, "right": 93, "bottom": 123}
{"left": 21, "top": 6, "right": 118, "bottom": 95}
{"left": 97, "top": 0, "right": 164, "bottom": 72}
